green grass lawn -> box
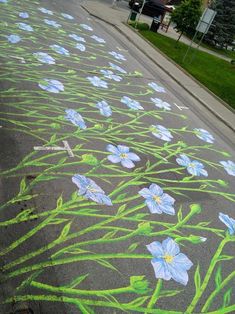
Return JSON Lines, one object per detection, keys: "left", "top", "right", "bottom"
{"left": 139, "top": 30, "right": 235, "bottom": 109}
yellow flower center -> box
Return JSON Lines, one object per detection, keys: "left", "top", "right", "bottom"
{"left": 120, "top": 153, "right": 127, "bottom": 158}
{"left": 87, "top": 185, "right": 98, "bottom": 193}
{"left": 164, "top": 255, "right": 174, "bottom": 263}
{"left": 153, "top": 195, "right": 161, "bottom": 204}
{"left": 189, "top": 163, "right": 195, "bottom": 168}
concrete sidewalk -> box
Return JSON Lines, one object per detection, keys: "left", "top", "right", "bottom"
{"left": 82, "top": 0, "right": 235, "bottom": 133}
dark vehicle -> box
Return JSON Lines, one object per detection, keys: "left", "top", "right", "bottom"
{"left": 129, "top": 0, "right": 170, "bottom": 18}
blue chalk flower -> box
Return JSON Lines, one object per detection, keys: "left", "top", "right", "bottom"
{"left": 0, "top": 0, "right": 8, "bottom": 3}
{"left": 139, "top": 184, "right": 175, "bottom": 215}
{"left": 147, "top": 237, "right": 193, "bottom": 285}
{"left": 194, "top": 128, "right": 215, "bottom": 143}
{"left": 96, "top": 101, "right": 112, "bottom": 117}
{"left": 107, "top": 144, "right": 140, "bottom": 168}
{"left": 44, "top": 19, "right": 61, "bottom": 28}
{"left": 148, "top": 82, "right": 166, "bottom": 93}
{"left": 91, "top": 35, "right": 106, "bottom": 43}
{"left": 33, "top": 52, "right": 55, "bottom": 64}
{"left": 6, "top": 34, "right": 21, "bottom": 43}
{"left": 151, "top": 97, "right": 171, "bottom": 110}
{"left": 87, "top": 76, "right": 108, "bottom": 89}
{"left": 121, "top": 96, "right": 143, "bottom": 110}
{"left": 39, "top": 79, "right": 64, "bottom": 93}
{"left": 100, "top": 69, "right": 122, "bottom": 82}
{"left": 64, "top": 109, "right": 86, "bottom": 129}
{"left": 219, "top": 212, "right": 235, "bottom": 235}
{"left": 109, "top": 51, "right": 126, "bottom": 61}
{"left": 17, "top": 22, "right": 33, "bottom": 32}
{"left": 150, "top": 125, "right": 173, "bottom": 142}
{"left": 69, "top": 34, "right": 85, "bottom": 42}
{"left": 109, "top": 62, "right": 127, "bottom": 74}
{"left": 50, "top": 44, "right": 70, "bottom": 56}
{"left": 176, "top": 154, "right": 208, "bottom": 177}
{"left": 19, "top": 12, "right": 29, "bottom": 18}
{"left": 38, "top": 7, "right": 53, "bottom": 15}
{"left": 219, "top": 160, "right": 235, "bottom": 176}
{"left": 61, "top": 13, "right": 74, "bottom": 20}
{"left": 72, "top": 174, "right": 112, "bottom": 206}
{"left": 76, "top": 43, "right": 86, "bottom": 51}
{"left": 80, "top": 23, "right": 93, "bottom": 31}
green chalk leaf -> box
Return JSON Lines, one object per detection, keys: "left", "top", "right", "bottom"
{"left": 68, "top": 274, "right": 89, "bottom": 288}
{"left": 194, "top": 264, "right": 201, "bottom": 294}
{"left": 117, "top": 204, "right": 127, "bottom": 215}
{"left": 19, "top": 177, "right": 27, "bottom": 194}
{"left": 127, "top": 242, "right": 139, "bottom": 253}
{"left": 127, "top": 296, "right": 149, "bottom": 307}
{"left": 58, "top": 222, "right": 71, "bottom": 240}
{"left": 215, "top": 266, "right": 222, "bottom": 288}
{"left": 96, "top": 259, "right": 118, "bottom": 272}
{"left": 159, "top": 289, "right": 183, "bottom": 298}
{"left": 222, "top": 288, "right": 232, "bottom": 308}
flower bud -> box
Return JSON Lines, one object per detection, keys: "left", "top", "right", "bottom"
{"left": 81, "top": 154, "right": 98, "bottom": 166}
{"left": 130, "top": 276, "right": 150, "bottom": 294}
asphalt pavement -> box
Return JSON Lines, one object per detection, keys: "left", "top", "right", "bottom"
{"left": 0, "top": 0, "right": 235, "bottom": 314}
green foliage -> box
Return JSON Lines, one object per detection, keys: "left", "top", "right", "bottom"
{"left": 205, "top": 0, "right": 235, "bottom": 49}
{"left": 139, "top": 30, "right": 235, "bottom": 108}
{"left": 171, "top": 0, "right": 202, "bottom": 39}
{"left": 129, "top": 21, "right": 150, "bottom": 31}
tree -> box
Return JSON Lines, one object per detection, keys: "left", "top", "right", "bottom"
{"left": 171, "top": 0, "right": 202, "bottom": 42}
{"left": 205, "top": 0, "right": 235, "bottom": 49}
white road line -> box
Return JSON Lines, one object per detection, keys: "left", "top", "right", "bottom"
{"left": 173, "top": 102, "right": 189, "bottom": 110}
{"left": 34, "top": 141, "right": 74, "bottom": 157}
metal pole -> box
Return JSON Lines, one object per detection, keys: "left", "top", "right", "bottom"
{"left": 182, "top": 29, "right": 198, "bottom": 63}
{"left": 189, "top": 31, "right": 206, "bottom": 63}
{"left": 135, "top": 0, "right": 146, "bottom": 27}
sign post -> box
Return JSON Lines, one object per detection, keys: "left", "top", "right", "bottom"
{"left": 183, "top": 8, "right": 217, "bottom": 63}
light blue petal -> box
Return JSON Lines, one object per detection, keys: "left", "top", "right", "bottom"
{"left": 162, "top": 238, "right": 180, "bottom": 256}
{"left": 117, "top": 145, "right": 129, "bottom": 153}
{"left": 146, "top": 241, "right": 164, "bottom": 257}
{"left": 139, "top": 188, "right": 152, "bottom": 198}
{"left": 161, "top": 193, "right": 175, "bottom": 205}
{"left": 159, "top": 204, "right": 175, "bottom": 215}
{"left": 86, "top": 191, "right": 112, "bottom": 206}
{"left": 121, "top": 159, "right": 135, "bottom": 168}
{"left": 219, "top": 212, "right": 235, "bottom": 235}
{"left": 126, "top": 152, "right": 140, "bottom": 161}
{"left": 176, "top": 154, "right": 191, "bottom": 166}
{"left": 72, "top": 174, "right": 89, "bottom": 190}
{"left": 146, "top": 199, "right": 162, "bottom": 214}
{"left": 106, "top": 144, "right": 119, "bottom": 154}
{"left": 107, "top": 155, "right": 121, "bottom": 163}
{"left": 151, "top": 259, "right": 172, "bottom": 280}
{"left": 149, "top": 184, "right": 163, "bottom": 196}
{"left": 172, "top": 253, "right": 193, "bottom": 271}
{"left": 168, "top": 264, "right": 189, "bottom": 285}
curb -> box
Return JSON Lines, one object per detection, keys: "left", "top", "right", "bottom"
{"left": 82, "top": 5, "right": 235, "bottom": 133}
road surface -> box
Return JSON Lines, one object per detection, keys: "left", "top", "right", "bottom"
{"left": 0, "top": 0, "right": 234, "bottom": 313}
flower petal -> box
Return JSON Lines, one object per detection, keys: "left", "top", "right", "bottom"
{"left": 121, "top": 159, "right": 135, "bottom": 168}
{"left": 146, "top": 199, "right": 162, "bottom": 214}
{"left": 149, "top": 184, "right": 163, "bottom": 196}
{"left": 168, "top": 264, "right": 189, "bottom": 286}
{"left": 107, "top": 155, "right": 121, "bottom": 163}
{"left": 146, "top": 241, "right": 164, "bottom": 257}
{"left": 172, "top": 253, "right": 193, "bottom": 271}
{"left": 162, "top": 238, "right": 180, "bottom": 256}
{"left": 151, "top": 259, "right": 172, "bottom": 280}
{"left": 106, "top": 144, "right": 119, "bottom": 154}
{"left": 126, "top": 152, "right": 140, "bottom": 161}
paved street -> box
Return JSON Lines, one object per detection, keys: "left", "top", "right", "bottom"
{"left": 0, "top": 0, "right": 235, "bottom": 314}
